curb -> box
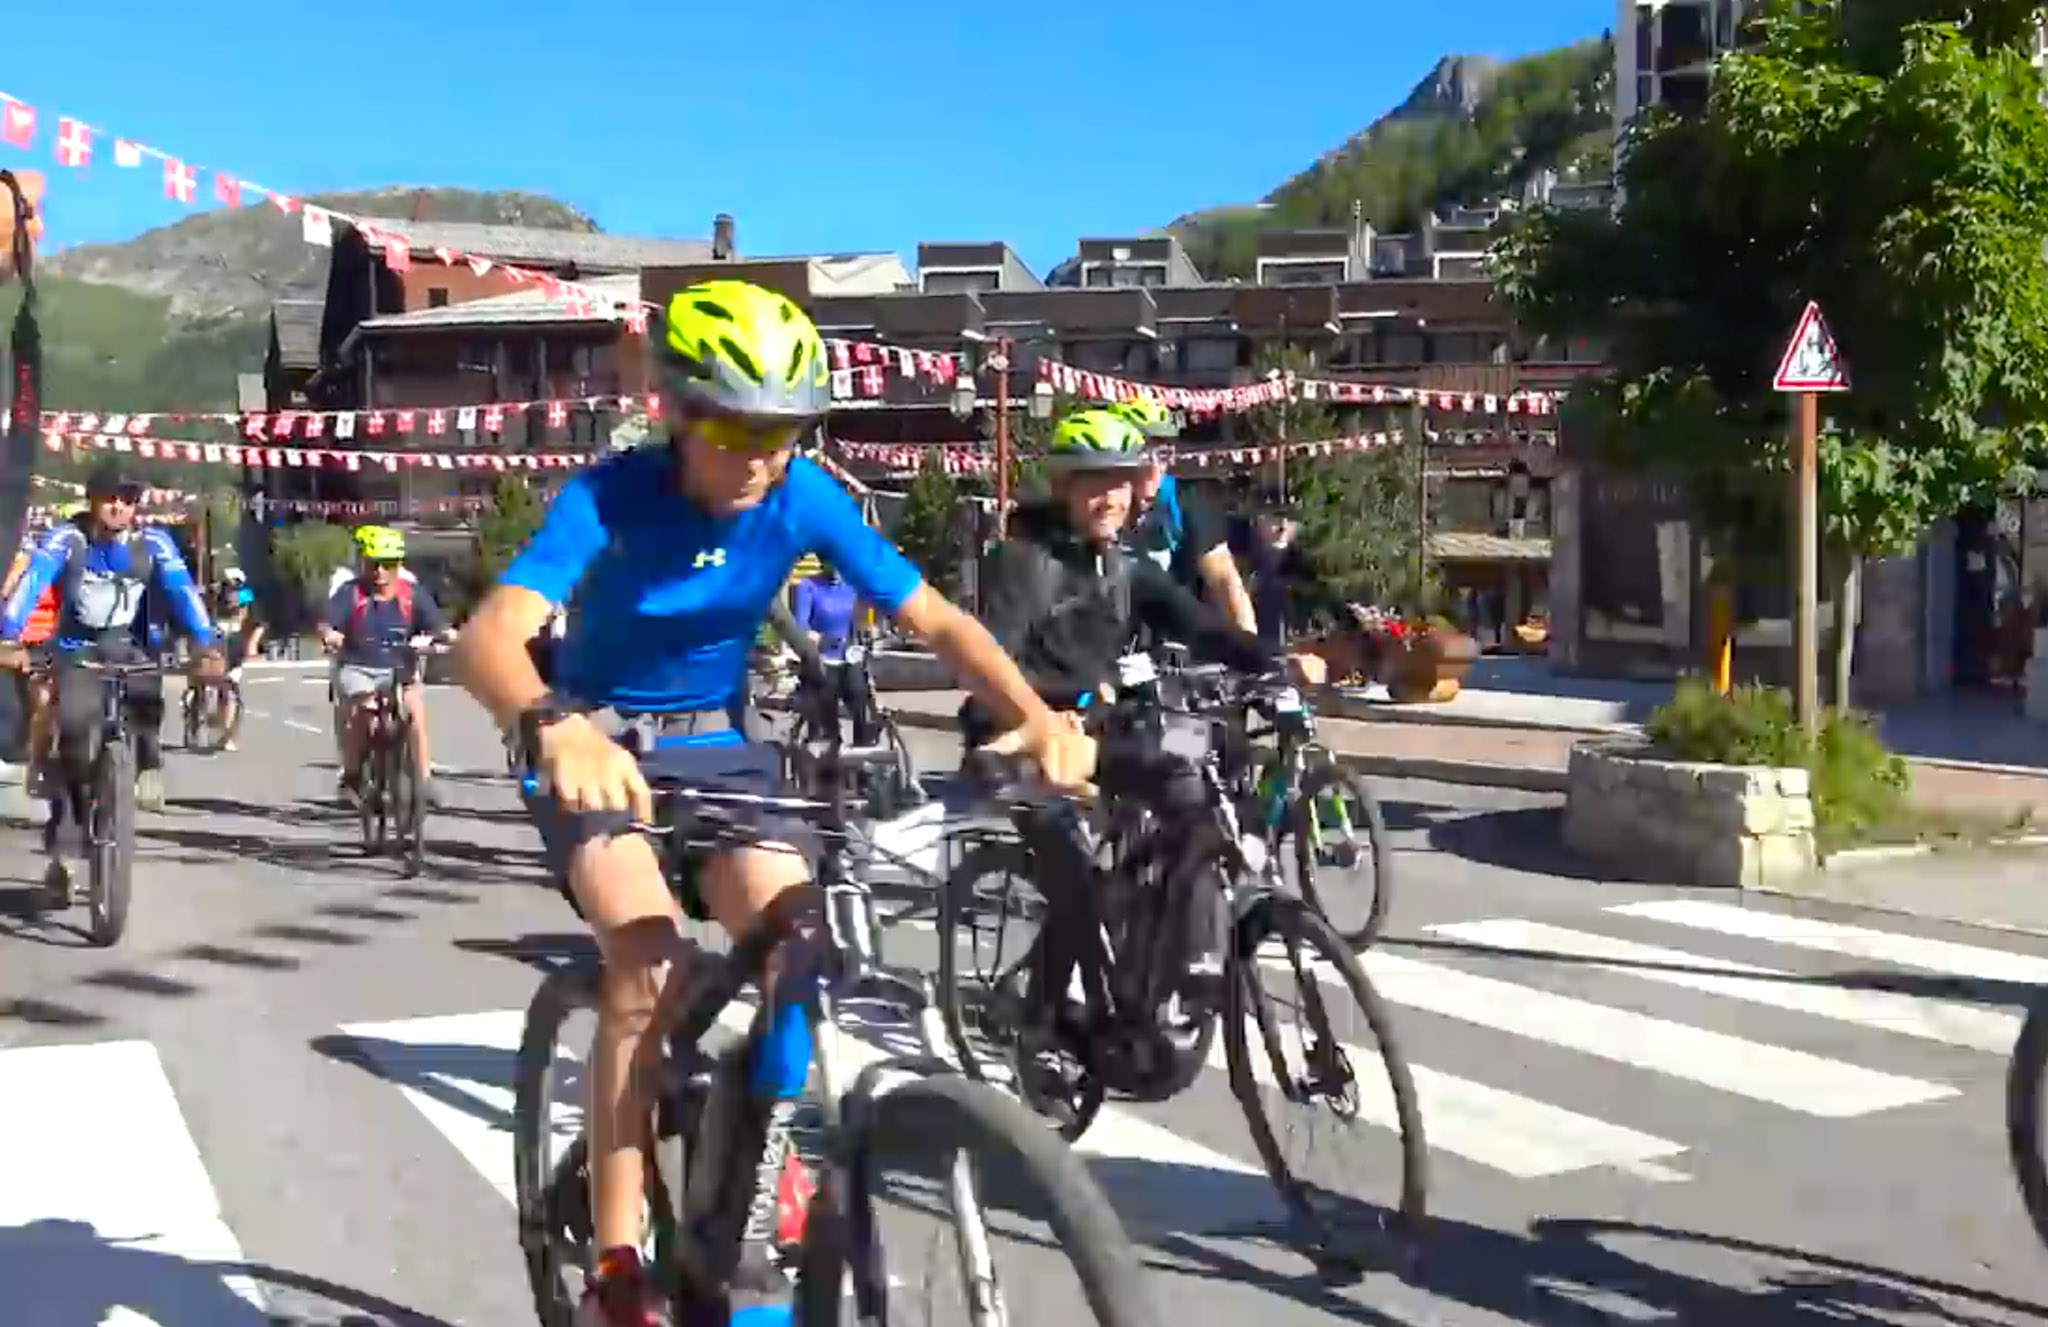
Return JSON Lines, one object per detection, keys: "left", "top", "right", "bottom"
{"left": 882, "top": 706, "right": 1571, "bottom": 793}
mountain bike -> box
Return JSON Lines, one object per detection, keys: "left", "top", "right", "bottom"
{"left": 781, "top": 642, "right": 921, "bottom": 819}
{"left": 180, "top": 673, "right": 241, "bottom": 753}
{"left": 354, "top": 635, "right": 442, "bottom": 877}
{"left": 937, "top": 701, "right": 1427, "bottom": 1281}
{"left": 1175, "top": 662, "right": 1391, "bottom": 947}
{"left": 511, "top": 738, "right": 1161, "bottom": 1326}
{"left": 37, "top": 655, "right": 165, "bottom": 947}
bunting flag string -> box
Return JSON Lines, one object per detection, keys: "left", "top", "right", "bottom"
{"left": 833, "top": 430, "right": 1414, "bottom": 475}
{"left": 0, "top": 86, "right": 972, "bottom": 402}
{"left": 41, "top": 429, "right": 596, "bottom": 472}
{"left": 1036, "top": 358, "right": 1563, "bottom": 417}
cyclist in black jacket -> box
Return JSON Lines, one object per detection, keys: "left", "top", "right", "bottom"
{"left": 961, "top": 409, "right": 1324, "bottom": 746}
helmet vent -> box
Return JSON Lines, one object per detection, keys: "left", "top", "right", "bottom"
{"left": 719, "top": 336, "right": 764, "bottom": 385}
{"left": 785, "top": 340, "right": 808, "bottom": 383}
{"left": 690, "top": 297, "right": 736, "bottom": 324}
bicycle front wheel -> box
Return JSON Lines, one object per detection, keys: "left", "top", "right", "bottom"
{"left": 1279, "top": 760, "right": 1391, "bottom": 949}
{"left": 796, "top": 1072, "right": 1161, "bottom": 1327}
{"left": 86, "top": 737, "right": 135, "bottom": 948}
{"left": 2007, "top": 995, "right": 2048, "bottom": 1248}
{"left": 1225, "top": 893, "right": 1425, "bottom": 1279}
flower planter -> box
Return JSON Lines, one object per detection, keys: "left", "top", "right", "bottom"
{"left": 1378, "top": 628, "right": 1480, "bottom": 703}
{"left": 1563, "top": 741, "right": 1816, "bottom": 888}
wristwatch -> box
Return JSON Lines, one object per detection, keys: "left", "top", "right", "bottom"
{"left": 517, "top": 692, "right": 573, "bottom": 763}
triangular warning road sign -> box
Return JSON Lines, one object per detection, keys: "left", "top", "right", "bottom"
{"left": 1772, "top": 300, "right": 1849, "bottom": 392}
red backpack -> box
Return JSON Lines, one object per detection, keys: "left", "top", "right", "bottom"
{"left": 347, "top": 576, "right": 414, "bottom": 638}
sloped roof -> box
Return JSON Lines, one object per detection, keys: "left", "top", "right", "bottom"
{"left": 349, "top": 273, "right": 644, "bottom": 338}
{"left": 271, "top": 299, "right": 324, "bottom": 368}
{"left": 355, "top": 220, "right": 713, "bottom": 272}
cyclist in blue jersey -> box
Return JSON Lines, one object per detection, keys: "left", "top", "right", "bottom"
{"left": 453, "top": 278, "right": 1093, "bottom": 1327}
{"left": 1115, "top": 397, "right": 1258, "bottom": 634}
{"left": 0, "top": 460, "right": 221, "bottom": 884}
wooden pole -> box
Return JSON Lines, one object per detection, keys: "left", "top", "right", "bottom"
{"left": 1792, "top": 390, "right": 1820, "bottom": 734}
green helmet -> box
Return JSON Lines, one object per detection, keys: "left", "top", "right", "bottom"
{"left": 1045, "top": 409, "right": 1152, "bottom": 474}
{"left": 1112, "top": 396, "right": 1179, "bottom": 439}
{"left": 655, "top": 278, "right": 833, "bottom": 420}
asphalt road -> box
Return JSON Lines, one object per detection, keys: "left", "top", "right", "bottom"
{"left": 4, "top": 669, "right": 2048, "bottom": 1325}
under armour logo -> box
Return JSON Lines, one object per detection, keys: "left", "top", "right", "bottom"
{"left": 693, "top": 548, "right": 727, "bottom": 569}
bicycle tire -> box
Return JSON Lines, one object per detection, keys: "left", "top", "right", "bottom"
{"left": 181, "top": 685, "right": 203, "bottom": 751}
{"left": 936, "top": 838, "right": 1106, "bottom": 1141}
{"left": 514, "top": 962, "right": 691, "bottom": 1326}
{"left": 513, "top": 963, "right": 600, "bottom": 1327}
{"left": 86, "top": 736, "right": 134, "bottom": 948}
{"left": 2007, "top": 995, "right": 2048, "bottom": 1249}
{"left": 793, "top": 1072, "right": 1162, "bottom": 1327}
{"left": 398, "top": 719, "right": 426, "bottom": 877}
{"left": 1224, "top": 893, "right": 1426, "bottom": 1278}
{"left": 357, "top": 721, "right": 383, "bottom": 852}
{"left": 1282, "top": 761, "right": 1392, "bottom": 949}
{"left": 217, "top": 678, "right": 243, "bottom": 748}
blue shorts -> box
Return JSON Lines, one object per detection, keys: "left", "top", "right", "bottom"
{"left": 525, "top": 717, "right": 816, "bottom": 921}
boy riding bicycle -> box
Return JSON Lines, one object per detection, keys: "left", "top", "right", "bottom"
{"left": 453, "top": 278, "right": 1093, "bottom": 1326}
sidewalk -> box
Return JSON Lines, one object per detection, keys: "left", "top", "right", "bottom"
{"left": 875, "top": 690, "right": 2048, "bottom": 820}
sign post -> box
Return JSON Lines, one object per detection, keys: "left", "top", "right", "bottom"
{"left": 1771, "top": 299, "right": 1850, "bottom": 735}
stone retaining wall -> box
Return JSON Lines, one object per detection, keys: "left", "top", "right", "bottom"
{"left": 1563, "top": 742, "right": 1816, "bottom": 888}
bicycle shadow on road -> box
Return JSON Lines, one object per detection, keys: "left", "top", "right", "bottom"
{"left": 0, "top": 1217, "right": 459, "bottom": 1326}
{"left": 968, "top": 1153, "right": 2048, "bottom": 1325}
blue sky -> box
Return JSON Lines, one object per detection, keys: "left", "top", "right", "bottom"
{"left": 0, "top": 0, "right": 1610, "bottom": 277}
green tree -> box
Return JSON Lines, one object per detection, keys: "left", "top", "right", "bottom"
{"left": 1243, "top": 342, "right": 1430, "bottom": 617}
{"left": 1490, "top": 1, "right": 2048, "bottom": 702}
{"left": 269, "top": 520, "right": 355, "bottom": 625}
{"left": 894, "top": 453, "right": 962, "bottom": 598}
{"left": 475, "top": 474, "right": 548, "bottom": 582}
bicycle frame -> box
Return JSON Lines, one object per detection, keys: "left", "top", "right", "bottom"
{"left": 560, "top": 748, "right": 1011, "bottom": 1322}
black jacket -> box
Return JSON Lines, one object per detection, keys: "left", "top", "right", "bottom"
{"left": 962, "top": 499, "right": 1277, "bottom": 740}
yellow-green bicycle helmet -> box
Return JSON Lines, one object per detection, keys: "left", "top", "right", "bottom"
{"left": 1112, "top": 396, "right": 1179, "bottom": 439}
{"left": 655, "top": 278, "right": 833, "bottom": 419}
{"left": 357, "top": 525, "right": 406, "bottom": 561}
{"left": 1044, "top": 409, "right": 1152, "bottom": 474}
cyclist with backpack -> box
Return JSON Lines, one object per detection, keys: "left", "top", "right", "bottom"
{"left": 961, "top": 408, "right": 1326, "bottom": 747}
{"left": 1114, "top": 397, "right": 1258, "bottom": 634}
{"left": 317, "top": 526, "right": 453, "bottom": 807}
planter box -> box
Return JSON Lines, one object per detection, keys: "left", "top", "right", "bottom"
{"left": 1563, "top": 741, "right": 1816, "bottom": 888}
{"left": 1374, "top": 629, "right": 1480, "bottom": 703}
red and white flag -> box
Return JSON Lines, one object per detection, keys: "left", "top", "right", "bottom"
{"left": 214, "top": 174, "right": 241, "bottom": 208}
{"left": 162, "top": 158, "right": 196, "bottom": 203}
{"left": 0, "top": 100, "right": 35, "bottom": 150}
{"left": 53, "top": 117, "right": 91, "bottom": 168}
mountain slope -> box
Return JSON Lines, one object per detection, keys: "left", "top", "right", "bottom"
{"left": 1172, "top": 39, "right": 1613, "bottom": 278}
{"left": 45, "top": 186, "right": 597, "bottom": 320}
{"left": 1, "top": 187, "right": 597, "bottom": 413}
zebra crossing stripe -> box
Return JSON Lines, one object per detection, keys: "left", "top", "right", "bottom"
{"left": 348, "top": 999, "right": 1265, "bottom": 1229}
{"left": 1201, "top": 1017, "right": 1689, "bottom": 1180}
{"left": 338, "top": 1010, "right": 537, "bottom": 1207}
{"left": 1609, "top": 899, "right": 2048, "bottom": 987}
{"left": 0, "top": 1040, "right": 268, "bottom": 1324}
{"left": 1307, "top": 951, "right": 1959, "bottom": 1117}
{"left": 1429, "top": 919, "right": 2019, "bottom": 1053}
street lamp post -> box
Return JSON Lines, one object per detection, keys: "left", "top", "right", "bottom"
{"left": 989, "top": 337, "right": 1013, "bottom": 534}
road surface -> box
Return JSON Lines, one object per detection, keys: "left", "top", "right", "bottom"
{"left": 2, "top": 670, "right": 2046, "bottom": 1325}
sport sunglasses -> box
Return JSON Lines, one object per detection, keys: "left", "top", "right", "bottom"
{"left": 695, "top": 413, "right": 815, "bottom": 455}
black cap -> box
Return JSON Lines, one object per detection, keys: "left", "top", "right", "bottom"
{"left": 83, "top": 458, "right": 140, "bottom": 499}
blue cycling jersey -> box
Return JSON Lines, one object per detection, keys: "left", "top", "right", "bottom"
{"left": 0, "top": 522, "right": 217, "bottom": 651}
{"left": 502, "top": 447, "right": 923, "bottom": 713}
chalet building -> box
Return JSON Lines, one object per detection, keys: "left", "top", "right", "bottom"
{"left": 272, "top": 205, "right": 1596, "bottom": 645}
